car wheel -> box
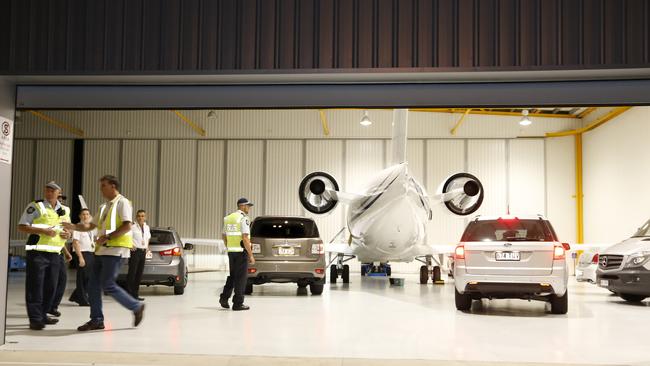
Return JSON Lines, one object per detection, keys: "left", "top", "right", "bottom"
{"left": 620, "top": 293, "right": 646, "bottom": 302}
{"left": 550, "top": 292, "right": 568, "bottom": 314}
{"left": 342, "top": 265, "right": 350, "bottom": 283}
{"left": 419, "top": 266, "right": 428, "bottom": 284}
{"left": 245, "top": 283, "right": 253, "bottom": 295}
{"left": 173, "top": 285, "right": 185, "bottom": 295}
{"left": 310, "top": 283, "right": 324, "bottom": 295}
{"left": 432, "top": 266, "right": 442, "bottom": 282}
{"left": 297, "top": 283, "right": 308, "bottom": 288}
{"left": 330, "top": 265, "right": 338, "bottom": 284}
{"left": 385, "top": 265, "right": 391, "bottom": 276}
{"left": 455, "top": 288, "right": 472, "bottom": 311}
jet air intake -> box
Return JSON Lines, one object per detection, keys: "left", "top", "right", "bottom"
{"left": 299, "top": 172, "right": 340, "bottom": 214}
{"left": 438, "top": 172, "right": 484, "bottom": 216}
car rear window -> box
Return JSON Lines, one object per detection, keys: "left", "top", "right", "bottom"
{"left": 461, "top": 219, "right": 557, "bottom": 242}
{"left": 150, "top": 231, "right": 176, "bottom": 245}
{"left": 251, "top": 219, "right": 319, "bottom": 238}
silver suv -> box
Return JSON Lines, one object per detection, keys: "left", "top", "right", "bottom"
{"left": 453, "top": 215, "right": 569, "bottom": 314}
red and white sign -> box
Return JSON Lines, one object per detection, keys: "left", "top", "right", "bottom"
{"left": 0, "top": 117, "right": 13, "bottom": 165}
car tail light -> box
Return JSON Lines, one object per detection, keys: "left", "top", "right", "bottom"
{"left": 455, "top": 245, "right": 465, "bottom": 260}
{"left": 160, "top": 247, "right": 182, "bottom": 256}
{"left": 591, "top": 253, "right": 599, "bottom": 264}
{"left": 553, "top": 244, "right": 565, "bottom": 260}
{"left": 248, "top": 268, "right": 257, "bottom": 274}
{"left": 315, "top": 268, "right": 325, "bottom": 274}
{"left": 311, "top": 243, "right": 324, "bottom": 255}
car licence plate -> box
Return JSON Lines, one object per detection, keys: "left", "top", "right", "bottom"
{"left": 600, "top": 279, "right": 609, "bottom": 287}
{"left": 145, "top": 250, "right": 153, "bottom": 260}
{"left": 495, "top": 251, "right": 520, "bottom": 261}
{"left": 278, "top": 247, "right": 295, "bottom": 256}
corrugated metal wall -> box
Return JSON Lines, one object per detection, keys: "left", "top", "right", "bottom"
{"left": 15, "top": 110, "right": 579, "bottom": 140}
{"left": 122, "top": 140, "right": 159, "bottom": 226}
{"left": 467, "top": 140, "right": 508, "bottom": 216}
{"left": 9, "top": 140, "right": 33, "bottom": 241}
{"left": 82, "top": 140, "right": 121, "bottom": 215}
{"left": 2, "top": 0, "right": 648, "bottom": 74}
{"left": 159, "top": 140, "right": 197, "bottom": 235}
{"left": 265, "top": 140, "right": 304, "bottom": 216}
{"left": 196, "top": 140, "right": 226, "bottom": 238}
{"left": 509, "top": 139, "right": 546, "bottom": 215}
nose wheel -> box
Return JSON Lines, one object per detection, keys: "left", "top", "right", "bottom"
{"left": 417, "top": 255, "right": 444, "bottom": 284}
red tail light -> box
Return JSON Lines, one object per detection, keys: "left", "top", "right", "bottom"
{"left": 553, "top": 244, "right": 565, "bottom": 260}
{"left": 315, "top": 268, "right": 325, "bottom": 274}
{"left": 248, "top": 268, "right": 257, "bottom": 274}
{"left": 591, "top": 253, "right": 599, "bottom": 264}
{"left": 160, "top": 247, "right": 182, "bottom": 256}
{"left": 455, "top": 245, "right": 465, "bottom": 260}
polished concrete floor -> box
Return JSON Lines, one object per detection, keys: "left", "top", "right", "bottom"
{"left": 2, "top": 270, "right": 648, "bottom": 365}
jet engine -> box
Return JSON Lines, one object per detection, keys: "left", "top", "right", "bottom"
{"left": 298, "top": 172, "right": 340, "bottom": 214}
{"left": 438, "top": 172, "right": 484, "bottom": 216}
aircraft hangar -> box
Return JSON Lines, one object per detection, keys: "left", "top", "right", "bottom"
{"left": 1, "top": 2, "right": 650, "bottom": 366}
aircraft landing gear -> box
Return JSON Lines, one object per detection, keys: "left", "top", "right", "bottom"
{"left": 417, "top": 255, "right": 444, "bottom": 285}
{"left": 330, "top": 254, "right": 350, "bottom": 284}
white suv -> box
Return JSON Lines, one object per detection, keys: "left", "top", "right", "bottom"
{"left": 453, "top": 215, "right": 569, "bottom": 314}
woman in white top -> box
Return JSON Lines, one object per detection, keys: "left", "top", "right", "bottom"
{"left": 69, "top": 209, "right": 97, "bottom": 306}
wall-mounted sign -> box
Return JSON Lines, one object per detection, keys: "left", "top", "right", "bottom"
{"left": 0, "top": 117, "right": 13, "bottom": 165}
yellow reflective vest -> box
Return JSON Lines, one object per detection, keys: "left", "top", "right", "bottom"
{"left": 98, "top": 195, "right": 133, "bottom": 249}
{"left": 27, "top": 201, "right": 70, "bottom": 253}
{"left": 224, "top": 211, "right": 247, "bottom": 252}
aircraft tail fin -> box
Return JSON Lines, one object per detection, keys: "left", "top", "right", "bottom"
{"left": 391, "top": 109, "right": 408, "bottom": 165}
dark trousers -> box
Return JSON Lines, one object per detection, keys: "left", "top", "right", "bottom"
{"left": 220, "top": 251, "right": 248, "bottom": 306}
{"left": 50, "top": 254, "right": 66, "bottom": 312}
{"left": 88, "top": 255, "right": 141, "bottom": 323}
{"left": 25, "top": 251, "right": 60, "bottom": 324}
{"left": 127, "top": 249, "right": 146, "bottom": 298}
{"left": 69, "top": 251, "right": 94, "bottom": 305}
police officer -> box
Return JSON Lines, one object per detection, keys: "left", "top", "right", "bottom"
{"left": 48, "top": 194, "right": 74, "bottom": 318}
{"left": 17, "top": 181, "right": 72, "bottom": 330}
{"left": 219, "top": 198, "right": 255, "bottom": 311}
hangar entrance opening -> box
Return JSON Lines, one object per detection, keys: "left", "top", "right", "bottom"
{"left": 5, "top": 104, "right": 650, "bottom": 365}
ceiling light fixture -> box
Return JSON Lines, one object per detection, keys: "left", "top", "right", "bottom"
{"left": 519, "top": 109, "right": 532, "bottom": 126}
{"left": 360, "top": 110, "right": 372, "bottom": 126}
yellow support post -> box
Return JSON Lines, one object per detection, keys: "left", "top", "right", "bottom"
{"left": 575, "top": 133, "right": 584, "bottom": 244}
{"left": 27, "top": 110, "right": 84, "bottom": 137}
{"left": 319, "top": 109, "right": 330, "bottom": 136}
{"left": 450, "top": 109, "right": 471, "bottom": 135}
{"left": 172, "top": 110, "right": 206, "bottom": 137}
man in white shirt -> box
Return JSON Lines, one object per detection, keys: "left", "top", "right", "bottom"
{"left": 64, "top": 175, "right": 145, "bottom": 331}
{"left": 69, "top": 209, "right": 96, "bottom": 306}
{"left": 127, "top": 210, "right": 151, "bottom": 301}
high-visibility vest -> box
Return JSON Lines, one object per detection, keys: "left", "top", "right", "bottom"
{"left": 224, "top": 211, "right": 246, "bottom": 252}
{"left": 26, "top": 201, "right": 70, "bottom": 253}
{"left": 98, "top": 195, "right": 133, "bottom": 249}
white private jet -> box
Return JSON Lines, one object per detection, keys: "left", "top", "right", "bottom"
{"left": 298, "top": 109, "right": 485, "bottom": 284}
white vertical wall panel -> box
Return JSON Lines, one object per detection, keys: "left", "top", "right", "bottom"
{"left": 467, "top": 140, "right": 507, "bottom": 216}
{"left": 305, "top": 140, "right": 344, "bottom": 243}
{"left": 225, "top": 141, "right": 264, "bottom": 218}
{"left": 196, "top": 141, "right": 225, "bottom": 239}
{"left": 265, "top": 140, "right": 303, "bottom": 216}
{"left": 583, "top": 107, "right": 650, "bottom": 243}
{"left": 10, "top": 140, "right": 34, "bottom": 240}
{"left": 508, "top": 139, "right": 546, "bottom": 216}
{"left": 546, "top": 136, "right": 576, "bottom": 243}
{"left": 34, "top": 140, "right": 73, "bottom": 200}
{"left": 159, "top": 141, "right": 197, "bottom": 236}
{"left": 426, "top": 140, "right": 466, "bottom": 244}
{"left": 82, "top": 141, "right": 120, "bottom": 215}
{"left": 345, "top": 140, "right": 384, "bottom": 193}
{"left": 122, "top": 140, "right": 159, "bottom": 226}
